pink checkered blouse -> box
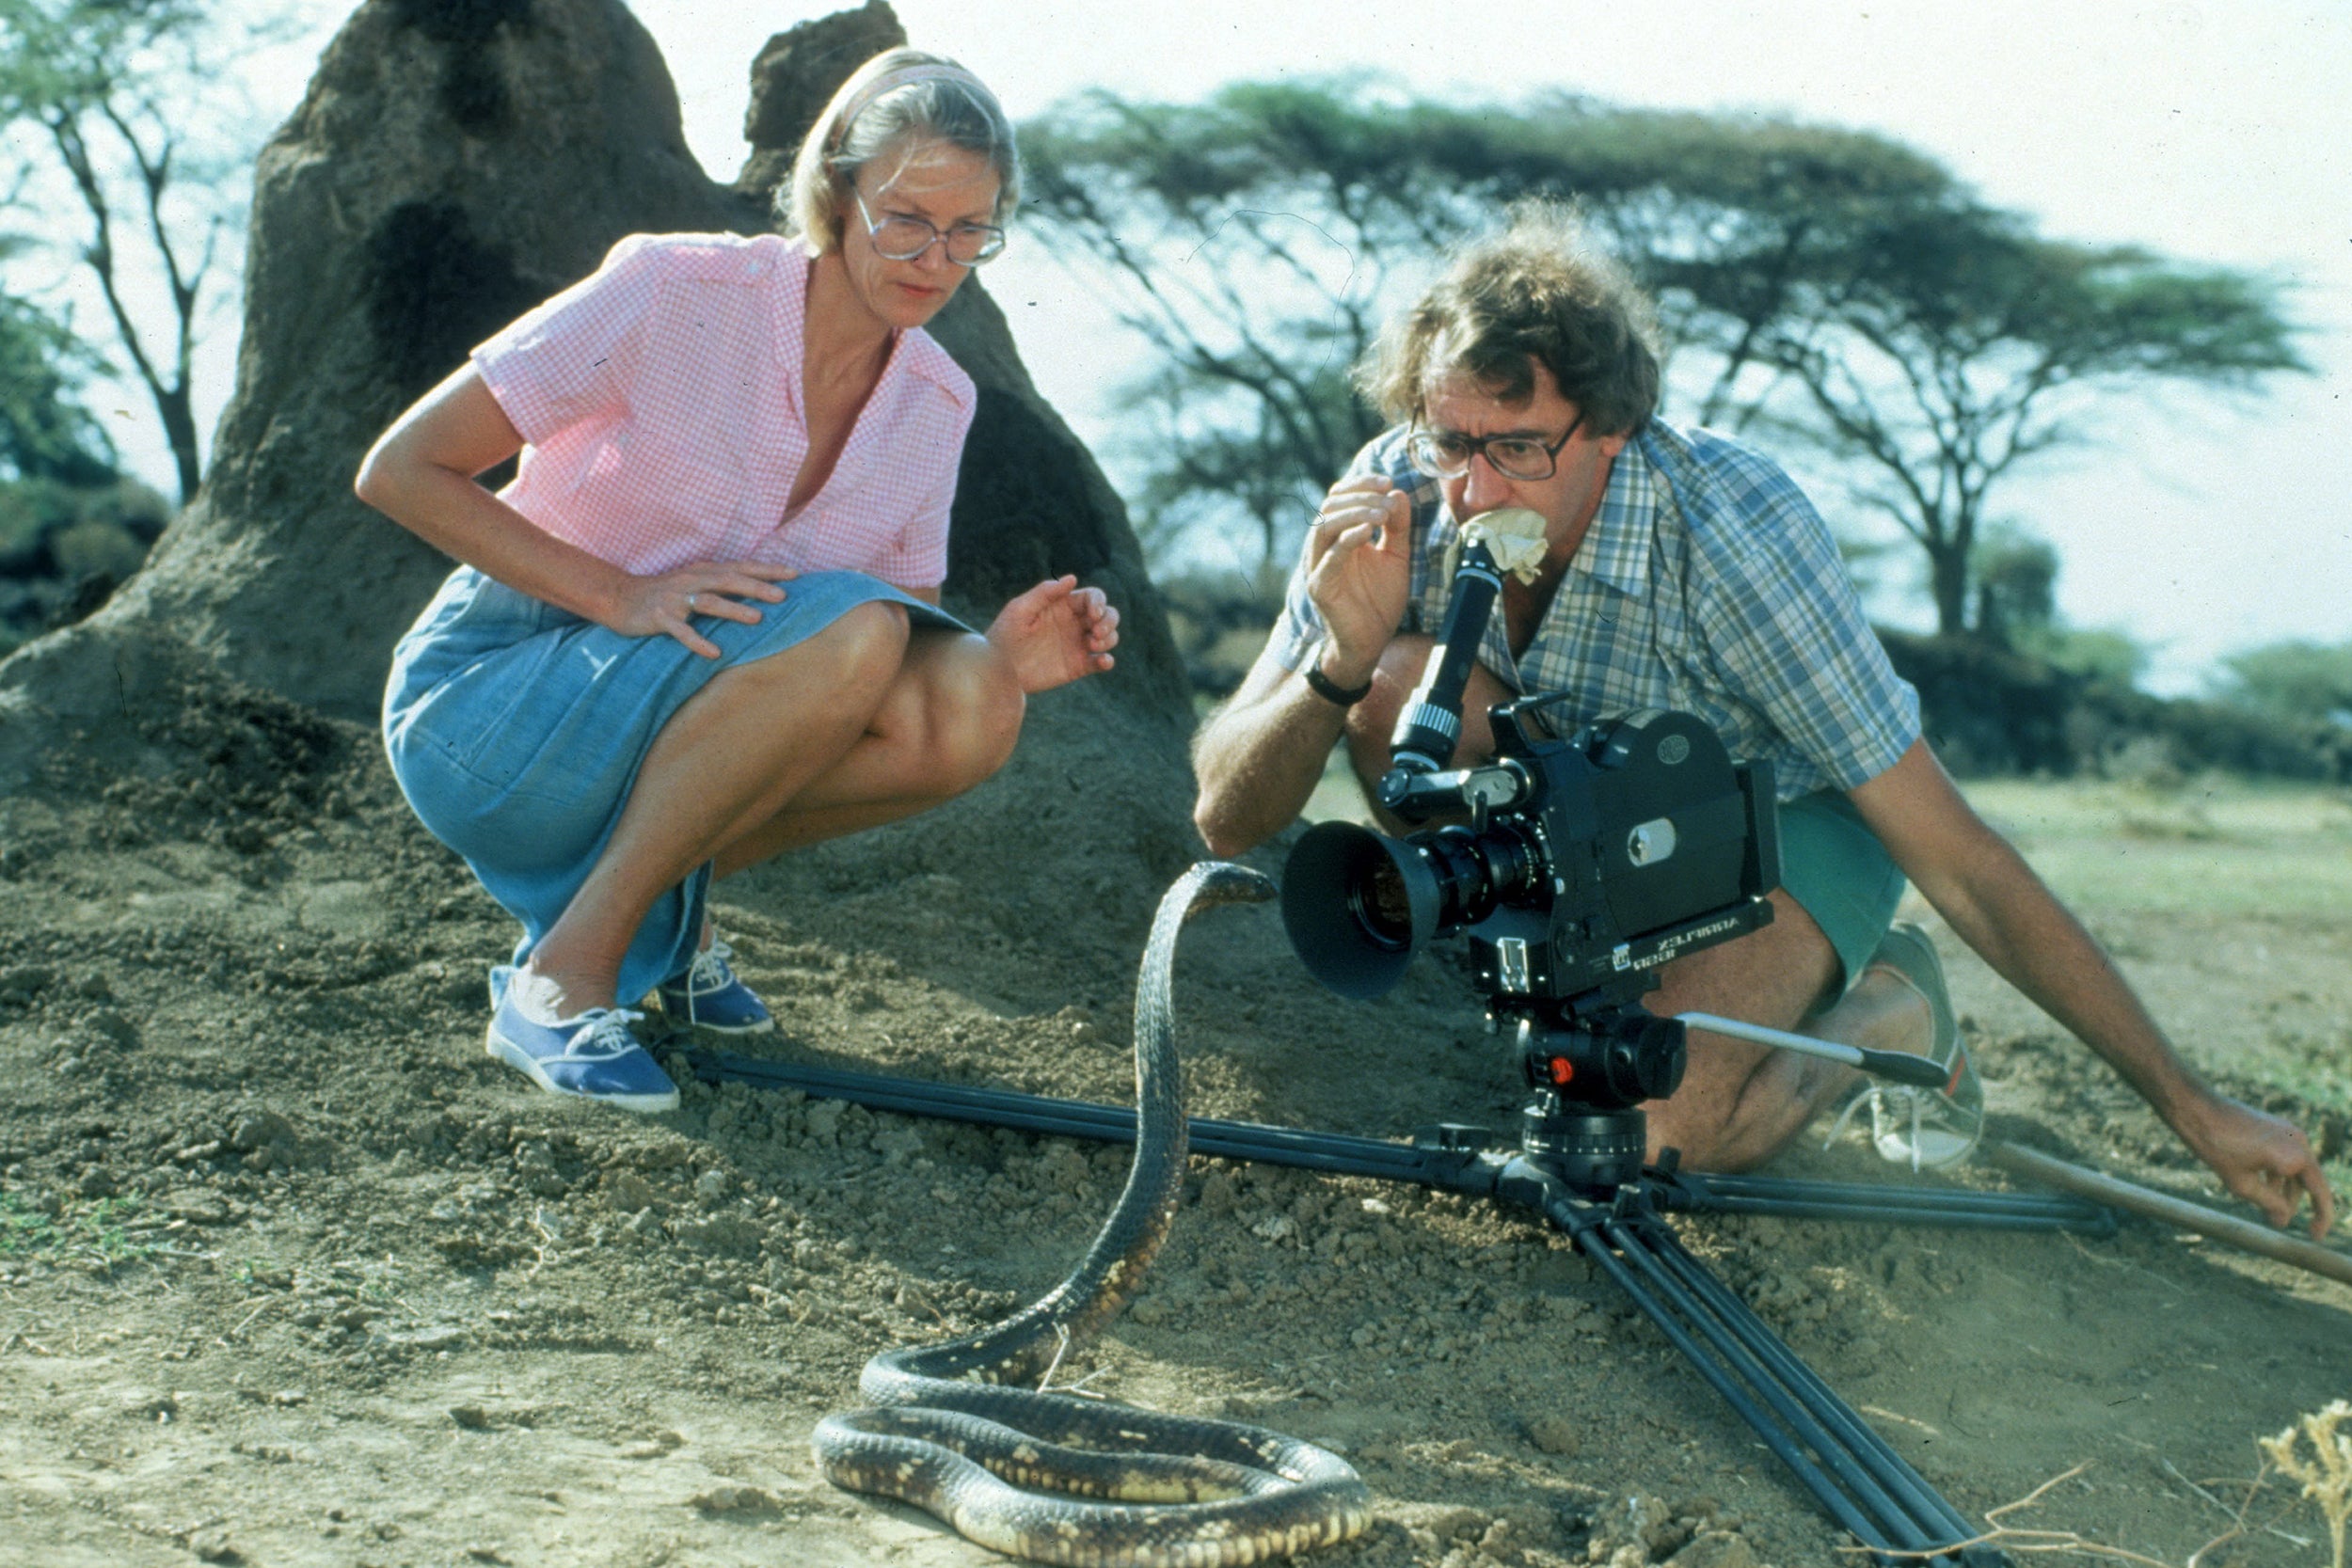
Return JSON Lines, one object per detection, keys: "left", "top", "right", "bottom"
{"left": 471, "top": 232, "right": 976, "bottom": 590}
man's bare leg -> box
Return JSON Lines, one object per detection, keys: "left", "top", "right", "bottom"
{"left": 1645, "top": 895, "right": 1933, "bottom": 1170}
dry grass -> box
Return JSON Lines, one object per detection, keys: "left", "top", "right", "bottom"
{"left": 2263, "top": 1401, "right": 2352, "bottom": 1568}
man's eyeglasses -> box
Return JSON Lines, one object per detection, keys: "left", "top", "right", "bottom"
{"left": 1406, "top": 414, "right": 1585, "bottom": 483}
{"left": 853, "top": 193, "right": 1007, "bottom": 266}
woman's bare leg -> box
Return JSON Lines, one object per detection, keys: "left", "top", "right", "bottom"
{"left": 522, "top": 601, "right": 912, "bottom": 1013}
{"left": 709, "top": 626, "right": 1024, "bottom": 874}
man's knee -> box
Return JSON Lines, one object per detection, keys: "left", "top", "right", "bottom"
{"left": 1647, "top": 889, "right": 1839, "bottom": 1027}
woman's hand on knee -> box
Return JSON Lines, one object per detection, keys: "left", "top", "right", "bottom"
{"left": 608, "top": 561, "right": 799, "bottom": 657}
{"left": 985, "top": 575, "right": 1119, "bottom": 693}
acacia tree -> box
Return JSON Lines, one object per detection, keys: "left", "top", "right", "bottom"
{"left": 1024, "top": 79, "right": 2302, "bottom": 635}
{"left": 0, "top": 0, "right": 268, "bottom": 504}
{"left": 1020, "top": 81, "right": 1969, "bottom": 581}
{"left": 2217, "top": 640, "right": 2352, "bottom": 727}
{"left": 1741, "top": 207, "right": 2305, "bottom": 634}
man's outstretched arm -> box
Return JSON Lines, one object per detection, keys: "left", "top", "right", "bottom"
{"left": 1851, "top": 739, "right": 2335, "bottom": 1238}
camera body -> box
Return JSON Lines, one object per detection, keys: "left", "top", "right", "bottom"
{"left": 1283, "top": 699, "right": 1781, "bottom": 1023}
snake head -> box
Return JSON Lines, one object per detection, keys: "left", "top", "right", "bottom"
{"left": 1183, "top": 860, "right": 1277, "bottom": 919}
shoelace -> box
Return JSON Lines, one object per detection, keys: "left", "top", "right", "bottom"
{"left": 1821, "top": 1084, "right": 1961, "bottom": 1174}
{"left": 679, "top": 939, "right": 737, "bottom": 994}
{"left": 663, "top": 939, "right": 741, "bottom": 1028}
{"left": 559, "top": 1007, "right": 647, "bottom": 1060}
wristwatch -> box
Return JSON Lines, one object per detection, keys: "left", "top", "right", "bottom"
{"left": 1303, "top": 647, "right": 1373, "bottom": 707}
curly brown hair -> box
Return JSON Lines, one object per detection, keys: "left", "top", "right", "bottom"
{"left": 1357, "top": 202, "right": 1661, "bottom": 436}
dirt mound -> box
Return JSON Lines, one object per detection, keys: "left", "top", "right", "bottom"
{"left": 3, "top": 666, "right": 2349, "bottom": 1568}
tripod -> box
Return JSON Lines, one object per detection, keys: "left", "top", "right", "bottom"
{"left": 690, "top": 998, "right": 2112, "bottom": 1568}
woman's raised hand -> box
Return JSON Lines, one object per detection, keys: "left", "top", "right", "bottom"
{"left": 985, "top": 575, "right": 1120, "bottom": 693}
{"left": 608, "top": 562, "right": 800, "bottom": 658}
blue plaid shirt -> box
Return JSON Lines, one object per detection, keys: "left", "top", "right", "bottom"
{"left": 1270, "top": 421, "right": 1921, "bottom": 800}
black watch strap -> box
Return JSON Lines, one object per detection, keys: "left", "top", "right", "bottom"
{"left": 1303, "top": 657, "right": 1373, "bottom": 707}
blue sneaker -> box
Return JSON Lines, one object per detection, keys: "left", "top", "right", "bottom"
{"left": 485, "top": 974, "right": 679, "bottom": 1112}
{"left": 655, "top": 938, "right": 772, "bottom": 1034}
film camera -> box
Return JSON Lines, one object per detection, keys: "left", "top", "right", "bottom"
{"left": 1279, "top": 528, "right": 1781, "bottom": 1187}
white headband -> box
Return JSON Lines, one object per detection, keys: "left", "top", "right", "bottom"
{"left": 832, "top": 63, "right": 993, "bottom": 150}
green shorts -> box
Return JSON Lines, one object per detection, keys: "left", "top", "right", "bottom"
{"left": 1774, "top": 789, "right": 1907, "bottom": 994}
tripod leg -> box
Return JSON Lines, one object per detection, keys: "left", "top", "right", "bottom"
{"left": 1640, "top": 1225, "right": 1989, "bottom": 1555}
{"left": 1538, "top": 1180, "right": 1999, "bottom": 1567}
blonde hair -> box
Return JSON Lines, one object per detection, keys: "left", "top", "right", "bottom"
{"left": 1357, "top": 201, "right": 1661, "bottom": 436}
{"left": 782, "top": 49, "right": 1021, "bottom": 252}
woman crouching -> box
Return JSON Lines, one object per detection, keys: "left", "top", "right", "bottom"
{"left": 358, "top": 51, "right": 1116, "bottom": 1112}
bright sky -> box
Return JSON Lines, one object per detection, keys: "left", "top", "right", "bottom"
{"left": 176, "top": 3, "right": 2352, "bottom": 693}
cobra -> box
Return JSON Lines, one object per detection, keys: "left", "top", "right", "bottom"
{"left": 813, "top": 861, "right": 1375, "bottom": 1566}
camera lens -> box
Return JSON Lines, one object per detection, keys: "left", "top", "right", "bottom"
{"left": 1348, "top": 856, "right": 1416, "bottom": 949}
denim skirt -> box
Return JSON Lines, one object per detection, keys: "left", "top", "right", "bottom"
{"left": 382, "top": 565, "right": 969, "bottom": 1006}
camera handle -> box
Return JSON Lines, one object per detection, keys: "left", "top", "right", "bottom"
{"left": 1679, "top": 1010, "right": 1951, "bottom": 1089}
{"left": 1380, "top": 537, "right": 1504, "bottom": 810}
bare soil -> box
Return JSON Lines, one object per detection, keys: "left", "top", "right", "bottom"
{"left": 4, "top": 670, "right": 2350, "bottom": 1568}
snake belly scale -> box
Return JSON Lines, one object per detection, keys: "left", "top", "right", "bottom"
{"left": 813, "top": 861, "right": 1374, "bottom": 1566}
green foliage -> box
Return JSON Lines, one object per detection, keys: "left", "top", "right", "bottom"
{"left": 1971, "top": 526, "right": 2058, "bottom": 635}
{"left": 2012, "top": 625, "right": 2148, "bottom": 688}
{"left": 0, "top": 1186, "right": 158, "bottom": 1265}
{"left": 1746, "top": 201, "right": 2306, "bottom": 635}
{"left": 0, "top": 288, "right": 116, "bottom": 487}
{"left": 1021, "top": 81, "right": 1971, "bottom": 577}
{"left": 2215, "top": 639, "right": 2352, "bottom": 726}
{"left": 0, "top": 276, "right": 160, "bottom": 656}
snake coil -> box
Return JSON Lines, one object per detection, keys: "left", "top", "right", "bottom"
{"left": 813, "top": 861, "right": 1374, "bottom": 1566}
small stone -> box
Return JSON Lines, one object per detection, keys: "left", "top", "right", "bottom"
{"left": 690, "top": 1484, "right": 776, "bottom": 1513}
{"left": 450, "top": 1404, "right": 493, "bottom": 1430}
{"left": 1524, "top": 1415, "right": 1581, "bottom": 1456}
{"left": 1667, "top": 1532, "right": 1758, "bottom": 1568}
{"left": 186, "top": 1527, "right": 239, "bottom": 1563}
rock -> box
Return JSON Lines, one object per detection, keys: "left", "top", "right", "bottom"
{"left": 731, "top": 1, "right": 902, "bottom": 205}
{"left": 603, "top": 1170, "right": 662, "bottom": 1212}
{"left": 228, "top": 1110, "right": 295, "bottom": 1154}
{"left": 1523, "top": 1414, "right": 1581, "bottom": 1456}
{"left": 185, "top": 1526, "right": 240, "bottom": 1564}
{"left": 1666, "top": 1532, "right": 1758, "bottom": 1568}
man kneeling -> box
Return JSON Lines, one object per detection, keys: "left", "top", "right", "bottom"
{"left": 1190, "top": 205, "right": 2332, "bottom": 1237}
